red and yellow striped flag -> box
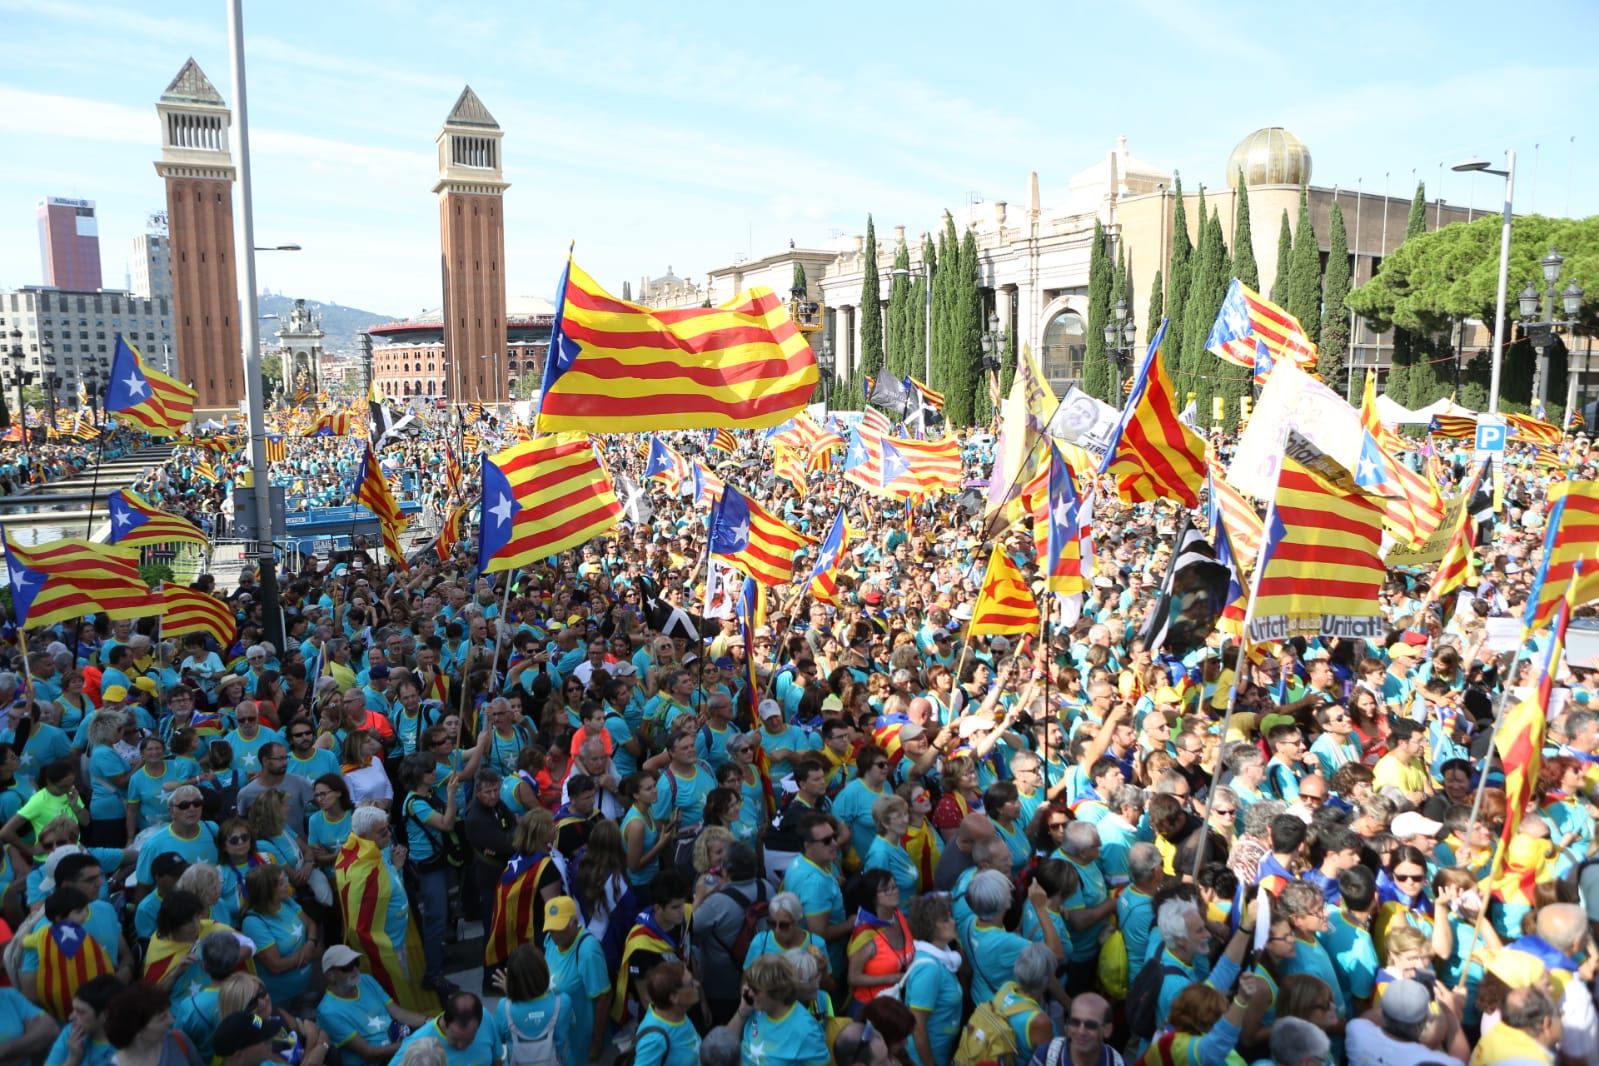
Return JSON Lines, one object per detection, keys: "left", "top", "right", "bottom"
{"left": 107, "top": 489, "right": 208, "bottom": 548}
{"left": 1101, "top": 321, "right": 1207, "bottom": 508}
{"left": 435, "top": 499, "right": 470, "bottom": 562}
{"left": 1207, "top": 459, "right": 1265, "bottom": 562}
{"left": 1248, "top": 455, "right": 1386, "bottom": 642}
{"left": 335, "top": 834, "right": 437, "bottom": 1013}
{"left": 707, "top": 427, "right": 737, "bottom": 454}
{"left": 1358, "top": 371, "right": 1445, "bottom": 548}
{"left": 967, "top": 544, "right": 1040, "bottom": 637}
{"left": 773, "top": 444, "right": 808, "bottom": 496}
{"left": 161, "top": 585, "right": 238, "bottom": 650}
{"left": 1504, "top": 412, "right": 1562, "bottom": 446}
{"left": 485, "top": 850, "right": 555, "bottom": 967}
{"left": 477, "top": 435, "right": 621, "bottom": 574}
{"left": 1524, "top": 481, "right": 1599, "bottom": 633}
{"left": 908, "top": 376, "right": 945, "bottom": 411}
{"left": 536, "top": 258, "right": 818, "bottom": 433}
{"left": 709, "top": 486, "right": 812, "bottom": 587}
{"left": 354, "top": 446, "right": 409, "bottom": 570}
{"left": 3, "top": 536, "right": 154, "bottom": 629}
{"left": 1427, "top": 413, "right": 1477, "bottom": 439}
{"left": 22, "top": 920, "right": 113, "bottom": 1020}
{"left": 806, "top": 511, "right": 850, "bottom": 606}
{"left": 1429, "top": 462, "right": 1490, "bottom": 602}
{"left": 147, "top": 364, "right": 196, "bottom": 428}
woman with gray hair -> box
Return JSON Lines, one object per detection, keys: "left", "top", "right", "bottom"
{"left": 745, "top": 891, "right": 830, "bottom": 983}
{"left": 335, "top": 804, "right": 432, "bottom": 1010}
{"left": 176, "top": 861, "right": 228, "bottom": 925}
{"left": 85, "top": 709, "right": 132, "bottom": 846}
{"left": 1269, "top": 1015, "right": 1331, "bottom": 1066}
{"left": 962, "top": 868, "right": 1063, "bottom": 1006}
{"left": 782, "top": 946, "right": 831, "bottom": 1020}
{"left": 1230, "top": 798, "right": 1287, "bottom": 886}
{"left": 986, "top": 941, "right": 1056, "bottom": 1063}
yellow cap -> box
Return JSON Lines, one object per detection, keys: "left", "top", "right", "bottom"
{"left": 102, "top": 685, "right": 129, "bottom": 703}
{"left": 544, "top": 896, "right": 579, "bottom": 932}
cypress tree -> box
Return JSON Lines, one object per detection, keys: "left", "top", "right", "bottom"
{"left": 1165, "top": 175, "right": 1194, "bottom": 386}
{"left": 1405, "top": 184, "right": 1452, "bottom": 409}
{"left": 1319, "top": 202, "right": 1351, "bottom": 402}
{"left": 1183, "top": 205, "right": 1230, "bottom": 422}
{"left": 933, "top": 214, "right": 959, "bottom": 396}
{"left": 792, "top": 263, "right": 808, "bottom": 295}
{"left": 912, "top": 235, "right": 934, "bottom": 385}
{"left": 858, "top": 216, "right": 884, "bottom": 407}
{"left": 887, "top": 242, "right": 911, "bottom": 377}
{"left": 1269, "top": 209, "right": 1293, "bottom": 304}
{"left": 1146, "top": 270, "right": 1164, "bottom": 334}
{"left": 1174, "top": 186, "right": 1209, "bottom": 395}
{"left": 948, "top": 228, "right": 983, "bottom": 426}
{"left": 1231, "top": 174, "right": 1259, "bottom": 291}
{"left": 1286, "top": 185, "right": 1323, "bottom": 347}
{"left": 1386, "top": 185, "right": 1427, "bottom": 407}
{"left": 1082, "top": 220, "right": 1114, "bottom": 404}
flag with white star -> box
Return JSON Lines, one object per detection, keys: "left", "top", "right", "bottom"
{"left": 106, "top": 489, "right": 207, "bottom": 548}
{"left": 3, "top": 532, "right": 153, "bottom": 630}
{"left": 104, "top": 335, "right": 189, "bottom": 436}
{"left": 708, "top": 486, "right": 811, "bottom": 587}
{"left": 476, "top": 435, "right": 621, "bottom": 574}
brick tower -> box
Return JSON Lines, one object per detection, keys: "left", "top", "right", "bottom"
{"left": 434, "top": 87, "right": 509, "bottom": 406}
{"left": 153, "top": 58, "right": 242, "bottom": 415}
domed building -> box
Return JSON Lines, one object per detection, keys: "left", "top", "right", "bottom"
{"left": 636, "top": 131, "right": 1482, "bottom": 413}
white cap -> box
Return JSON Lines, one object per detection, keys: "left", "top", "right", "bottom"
{"left": 1390, "top": 811, "right": 1444, "bottom": 839}
{"left": 759, "top": 699, "right": 784, "bottom": 720}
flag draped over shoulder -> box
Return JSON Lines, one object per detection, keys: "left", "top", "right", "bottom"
{"left": 536, "top": 257, "right": 817, "bottom": 432}
{"left": 353, "top": 446, "right": 409, "bottom": 570}
{"left": 335, "top": 834, "right": 438, "bottom": 1013}
{"left": 1099, "top": 320, "right": 1207, "bottom": 508}
{"left": 3, "top": 535, "right": 153, "bottom": 629}
{"left": 709, "top": 486, "right": 810, "bottom": 587}
{"left": 160, "top": 585, "right": 238, "bottom": 649}
{"left": 477, "top": 436, "right": 621, "bottom": 574}
{"left": 485, "top": 850, "right": 554, "bottom": 967}
{"left": 1205, "top": 280, "right": 1318, "bottom": 373}
{"left": 967, "top": 545, "right": 1040, "bottom": 636}
{"left": 1354, "top": 372, "right": 1444, "bottom": 548}
{"left": 104, "top": 335, "right": 192, "bottom": 436}
{"left": 1524, "top": 481, "right": 1599, "bottom": 633}
{"left": 23, "top": 920, "right": 113, "bottom": 1020}
{"left": 1247, "top": 453, "right": 1387, "bottom": 644}
{"left": 107, "top": 489, "right": 207, "bottom": 548}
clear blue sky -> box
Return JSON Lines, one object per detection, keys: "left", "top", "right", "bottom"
{"left": 2, "top": 0, "right": 1596, "bottom": 319}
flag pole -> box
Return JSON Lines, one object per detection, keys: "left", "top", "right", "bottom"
{"left": 1040, "top": 605, "right": 1052, "bottom": 796}
{"left": 83, "top": 430, "right": 110, "bottom": 538}
{"left": 1191, "top": 442, "right": 1289, "bottom": 881}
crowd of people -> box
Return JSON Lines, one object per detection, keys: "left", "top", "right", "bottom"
{"left": 0, "top": 409, "right": 1595, "bottom": 1066}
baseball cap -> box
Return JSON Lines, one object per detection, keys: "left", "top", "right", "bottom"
{"left": 759, "top": 699, "right": 784, "bottom": 721}
{"left": 321, "top": 944, "right": 363, "bottom": 972}
{"left": 102, "top": 685, "right": 129, "bottom": 703}
{"left": 133, "top": 677, "right": 160, "bottom": 695}
{"left": 369, "top": 665, "right": 390, "bottom": 680}
{"left": 713, "top": 657, "right": 735, "bottom": 670}
{"left": 1378, "top": 978, "right": 1431, "bottom": 1026}
{"left": 1387, "top": 643, "right": 1420, "bottom": 659}
{"left": 612, "top": 662, "right": 637, "bottom": 678}
{"left": 1390, "top": 811, "right": 1444, "bottom": 839}
{"left": 899, "top": 723, "right": 926, "bottom": 742}
{"left": 863, "top": 591, "right": 884, "bottom": 606}
{"left": 544, "top": 896, "right": 579, "bottom": 932}
{"left": 821, "top": 695, "right": 843, "bottom": 712}
{"left": 213, "top": 1011, "right": 284, "bottom": 1057}
{"left": 989, "top": 636, "right": 1012, "bottom": 653}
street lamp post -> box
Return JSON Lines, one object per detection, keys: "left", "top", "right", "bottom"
{"left": 816, "top": 337, "right": 834, "bottom": 410}
{"left": 1103, "top": 297, "right": 1136, "bottom": 402}
{"left": 1452, "top": 153, "right": 1515, "bottom": 414}
{"left": 6, "top": 328, "right": 24, "bottom": 434}
{"left": 1517, "top": 248, "right": 1585, "bottom": 414}
{"left": 980, "top": 312, "right": 1006, "bottom": 413}
{"left": 890, "top": 266, "right": 933, "bottom": 382}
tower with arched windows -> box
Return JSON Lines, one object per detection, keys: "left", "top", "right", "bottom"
{"left": 435, "top": 87, "right": 509, "bottom": 406}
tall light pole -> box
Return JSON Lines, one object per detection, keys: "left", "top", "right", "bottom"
{"left": 1103, "top": 297, "right": 1136, "bottom": 403}
{"left": 890, "top": 266, "right": 933, "bottom": 382}
{"left": 1452, "top": 153, "right": 1515, "bottom": 414}
{"left": 229, "top": 0, "right": 284, "bottom": 652}
{"left": 816, "top": 337, "right": 834, "bottom": 410}
{"left": 1517, "top": 248, "right": 1584, "bottom": 414}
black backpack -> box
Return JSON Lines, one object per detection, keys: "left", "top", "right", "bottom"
{"left": 1126, "top": 956, "right": 1186, "bottom": 1042}
{"left": 201, "top": 767, "right": 243, "bottom": 823}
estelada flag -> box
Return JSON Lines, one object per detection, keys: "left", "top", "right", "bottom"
{"left": 485, "top": 849, "right": 555, "bottom": 967}
{"left": 1099, "top": 320, "right": 1207, "bottom": 508}
{"left": 335, "top": 834, "right": 438, "bottom": 1014}
{"left": 537, "top": 256, "right": 817, "bottom": 433}
{"left": 967, "top": 544, "right": 1040, "bottom": 637}
{"left": 23, "top": 919, "right": 112, "bottom": 1020}
{"left": 1523, "top": 481, "right": 1599, "bottom": 634}
{"left": 477, "top": 436, "right": 621, "bottom": 574}
{"left": 613, "top": 911, "right": 684, "bottom": 1020}
{"left": 107, "top": 489, "right": 208, "bottom": 548}
{"left": 709, "top": 485, "right": 811, "bottom": 587}
{"left": 161, "top": 585, "right": 238, "bottom": 650}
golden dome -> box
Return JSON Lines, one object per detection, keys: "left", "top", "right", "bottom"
{"left": 1226, "top": 128, "right": 1312, "bottom": 188}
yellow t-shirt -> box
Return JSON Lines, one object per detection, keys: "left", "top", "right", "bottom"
{"left": 1373, "top": 752, "right": 1427, "bottom": 795}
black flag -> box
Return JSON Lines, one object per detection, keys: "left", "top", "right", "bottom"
{"left": 1139, "top": 515, "right": 1233, "bottom": 657}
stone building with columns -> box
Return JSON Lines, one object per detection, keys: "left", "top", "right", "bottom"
{"left": 638, "top": 129, "right": 1482, "bottom": 403}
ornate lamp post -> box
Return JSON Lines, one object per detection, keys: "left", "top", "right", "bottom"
{"left": 1516, "top": 247, "right": 1585, "bottom": 414}
{"left": 1103, "top": 298, "right": 1136, "bottom": 401}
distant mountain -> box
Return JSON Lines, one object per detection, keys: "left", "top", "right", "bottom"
{"left": 257, "top": 291, "right": 402, "bottom": 354}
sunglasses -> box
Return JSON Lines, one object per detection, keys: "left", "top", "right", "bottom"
{"left": 1065, "top": 1018, "right": 1100, "bottom": 1030}
{"left": 171, "top": 800, "right": 202, "bottom": 810}
{"left": 810, "top": 834, "right": 837, "bottom": 847}
{"left": 227, "top": 834, "right": 252, "bottom": 844}
{"left": 236, "top": 716, "right": 258, "bottom": 723}
{"left": 1394, "top": 872, "right": 1426, "bottom": 883}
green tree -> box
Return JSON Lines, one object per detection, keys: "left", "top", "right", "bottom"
{"left": 912, "top": 235, "right": 934, "bottom": 384}
{"left": 1319, "top": 202, "right": 1351, "bottom": 401}
{"left": 1382, "top": 184, "right": 1429, "bottom": 407}
{"left": 1183, "top": 204, "right": 1231, "bottom": 421}
{"left": 931, "top": 214, "right": 959, "bottom": 397}
{"left": 1082, "top": 220, "right": 1114, "bottom": 403}
{"left": 1173, "top": 186, "right": 1209, "bottom": 392}
{"left": 948, "top": 228, "right": 983, "bottom": 425}
{"left": 262, "top": 352, "right": 283, "bottom": 401}
{"left": 1286, "top": 185, "right": 1322, "bottom": 347}
{"left": 1231, "top": 173, "right": 1259, "bottom": 291}
{"left": 887, "top": 242, "right": 911, "bottom": 377}
{"left": 1165, "top": 174, "right": 1194, "bottom": 385}
{"left": 1269, "top": 209, "right": 1293, "bottom": 304}
{"left": 792, "top": 262, "right": 808, "bottom": 296}
{"left": 858, "top": 216, "right": 884, "bottom": 406}
{"left": 1146, "top": 269, "right": 1164, "bottom": 334}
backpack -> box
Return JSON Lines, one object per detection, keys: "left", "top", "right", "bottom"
{"left": 951, "top": 991, "right": 1033, "bottom": 1066}
{"left": 883, "top": 955, "right": 939, "bottom": 1004}
{"left": 1125, "top": 956, "right": 1186, "bottom": 1042}
{"left": 715, "top": 883, "right": 770, "bottom": 968}
{"left": 201, "top": 767, "right": 242, "bottom": 823}
{"left": 613, "top": 1023, "right": 665, "bottom": 1066}
{"left": 501, "top": 999, "right": 564, "bottom": 1066}
{"left": 1097, "top": 928, "right": 1129, "bottom": 1001}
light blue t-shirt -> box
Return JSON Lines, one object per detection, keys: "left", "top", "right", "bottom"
{"left": 1117, "top": 886, "right": 1156, "bottom": 973}
{"left": 1061, "top": 855, "right": 1110, "bottom": 962}
{"left": 741, "top": 1002, "right": 831, "bottom": 1066}
{"left": 782, "top": 855, "right": 846, "bottom": 975}
{"left": 286, "top": 746, "right": 340, "bottom": 783}
{"left": 631, "top": 1005, "right": 700, "bottom": 1066}
{"left": 126, "top": 764, "right": 184, "bottom": 830}
{"left": 965, "top": 923, "right": 1028, "bottom": 1005}
{"left": 316, "top": 973, "right": 395, "bottom": 1051}
{"left": 86, "top": 745, "right": 127, "bottom": 819}
{"left": 44, "top": 1026, "right": 114, "bottom": 1066}
{"left": 497, "top": 993, "right": 574, "bottom": 1066}
{"left": 652, "top": 763, "right": 715, "bottom": 829}
{"left": 223, "top": 726, "right": 285, "bottom": 774}
{"left": 308, "top": 810, "right": 352, "bottom": 868}
{"left": 242, "top": 899, "right": 311, "bottom": 1003}
{"left": 396, "top": 1015, "right": 500, "bottom": 1066}
{"left": 1318, "top": 908, "right": 1379, "bottom": 1009}
{"left": 904, "top": 951, "right": 962, "bottom": 1066}
{"left": 1281, "top": 936, "right": 1348, "bottom": 1017}
{"left": 832, "top": 778, "right": 888, "bottom": 863}
{"left": 863, "top": 836, "right": 918, "bottom": 898}
{"left": 543, "top": 931, "right": 610, "bottom": 1062}
{"left": 0, "top": 986, "right": 44, "bottom": 1046}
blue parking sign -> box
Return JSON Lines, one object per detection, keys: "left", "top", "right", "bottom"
{"left": 1475, "top": 420, "right": 1506, "bottom": 453}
